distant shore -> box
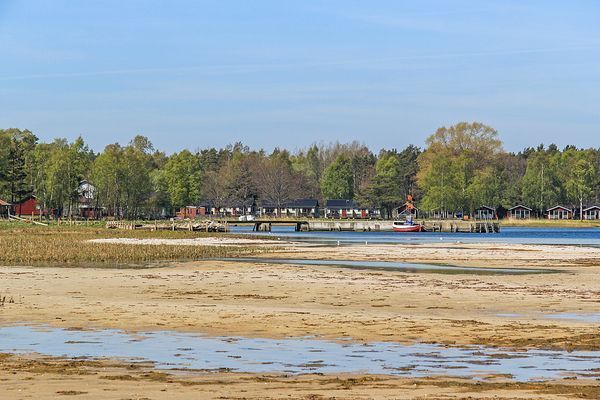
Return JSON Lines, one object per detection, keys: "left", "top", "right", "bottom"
{"left": 2, "top": 223, "right": 600, "bottom": 398}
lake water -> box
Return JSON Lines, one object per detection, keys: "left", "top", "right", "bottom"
{"left": 231, "top": 226, "right": 600, "bottom": 246}
{"left": 1, "top": 325, "right": 598, "bottom": 381}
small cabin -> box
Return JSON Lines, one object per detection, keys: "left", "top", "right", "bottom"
{"left": 324, "top": 199, "right": 370, "bottom": 219}
{"left": 176, "top": 206, "right": 207, "bottom": 219}
{"left": 546, "top": 205, "right": 572, "bottom": 220}
{"left": 472, "top": 206, "right": 496, "bottom": 220}
{"left": 259, "top": 202, "right": 282, "bottom": 217}
{"left": 507, "top": 205, "right": 532, "bottom": 219}
{"left": 13, "top": 195, "right": 43, "bottom": 216}
{"left": 284, "top": 199, "right": 319, "bottom": 217}
{"left": 583, "top": 205, "right": 600, "bottom": 220}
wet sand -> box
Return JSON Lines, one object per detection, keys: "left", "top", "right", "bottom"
{"left": 1, "top": 241, "right": 599, "bottom": 398}
{"left": 1, "top": 353, "right": 599, "bottom": 400}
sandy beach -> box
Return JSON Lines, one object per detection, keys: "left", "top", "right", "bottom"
{"left": 1, "top": 239, "right": 599, "bottom": 398}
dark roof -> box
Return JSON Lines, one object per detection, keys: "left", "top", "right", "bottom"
{"left": 260, "top": 201, "right": 280, "bottom": 208}
{"left": 583, "top": 205, "right": 600, "bottom": 211}
{"left": 286, "top": 199, "right": 318, "bottom": 208}
{"left": 474, "top": 206, "right": 495, "bottom": 211}
{"left": 16, "top": 195, "right": 37, "bottom": 203}
{"left": 325, "top": 199, "right": 358, "bottom": 209}
{"left": 509, "top": 205, "right": 532, "bottom": 211}
{"left": 546, "top": 205, "right": 571, "bottom": 212}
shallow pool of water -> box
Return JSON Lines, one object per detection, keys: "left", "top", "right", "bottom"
{"left": 544, "top": 313, "right": 600, "bottom": 323}
{"left": 1, "top": 325, "right": 598, "bottom": 381}
{"left": 219, "top": 257, "right": 554, "bottom": 275}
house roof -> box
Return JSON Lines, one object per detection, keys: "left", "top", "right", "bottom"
{"left": 583, "top": 205, "right": 600, "bottom": 212}
{"left": 0, "top": 199, "right": 11, "bottom": 206}
{"left": 16, "top": 195, "right": 37, "bottom": 203}
{"left": 325, "top": 199, "right": 357, "bottom": 209}
{"left": 475, "top": 205, "right": 495, "bottom": 211}
{"left": 286, "top": 199, "right": 318, "bottom": 208}
{"left": 546, "top": 205, "right": 571, "bottom": 212}
{"left": 509, "top": 205, "right": 532, "bottom": 211}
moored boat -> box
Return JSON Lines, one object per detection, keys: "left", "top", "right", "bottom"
{"left": 392, "top": 195, "right": 423, "bottom": 232}
{"left": 392, "top": 220, "right": 423, "bottom": 232}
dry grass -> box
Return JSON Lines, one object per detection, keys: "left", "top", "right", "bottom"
{"left": 0, "top": 223, "right": 259, "bottom": 265}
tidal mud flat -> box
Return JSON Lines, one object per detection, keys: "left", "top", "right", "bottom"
{"left": 1, "top": 238, "right": 599, "bottom": 398}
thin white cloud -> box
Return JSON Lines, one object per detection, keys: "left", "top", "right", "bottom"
{"left": 1, "top": 45, "right": 599, "bottom": 82}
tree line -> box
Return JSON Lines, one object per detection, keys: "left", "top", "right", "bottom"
{"left": 1, "top": 122, "right": 599, "bottom": 219}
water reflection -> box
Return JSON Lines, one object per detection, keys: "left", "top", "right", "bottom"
{"left": 1, "top": 325, "right": 598, "bottom": 381}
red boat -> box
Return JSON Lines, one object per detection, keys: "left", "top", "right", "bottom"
{"left": 392, "top": 195, "right": 423, "bottom": 232}
{"left": 392, "top": 221, "right": 423, "bottom": 232}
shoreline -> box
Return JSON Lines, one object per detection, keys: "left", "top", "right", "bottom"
{"left": 1, "top": 242, "right": 599, "bottom": 350}
{"left": 1, "top": 352, "right": 598, "bottom": 399}
{"left": 2, "top": 235, "right": 599, "bottom": 398}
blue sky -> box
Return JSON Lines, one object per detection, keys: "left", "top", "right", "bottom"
{"left": 0, "top": 1, "right": 599, "bottom": 153}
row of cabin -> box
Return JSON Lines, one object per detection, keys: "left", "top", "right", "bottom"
{"left": 422, "top": 205, "right": 600, "bottom": 220}
{"left": 176, "top": 201, "right": 600, "bottom": 221}
{"left": 177, "top": 199, "right": 382, "bottom": 219}
{"left": 471, "top": 204, "right": 600, "bottom": 220}
{"left": 508, "top": 204, "right": 600, "bottom": 220}
{"left": 3, "top": 192, "right": 599, "bottom": 222}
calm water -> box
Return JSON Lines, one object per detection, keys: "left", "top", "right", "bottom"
{"left": 1, "top": 325, "right": 598, "bottom": 381}
{"left": 545, "top": 313, "right": 600, "bottom": 323}
{"left": 219, "top": 257, "right": 554, "bottom": 275}
{"left": 231, "top": 226, "right": 600, "bottom": 246}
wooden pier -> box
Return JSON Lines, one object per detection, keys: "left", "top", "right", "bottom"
{"left": 106, "top": 220, "right": 228, "bottom": 232}
{"left": 104, "top": 218, "right": 499, "bottom": 234}
{"left": 242, "top": 219, "right": 499, "bottom": 233}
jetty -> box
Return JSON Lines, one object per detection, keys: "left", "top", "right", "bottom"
{"left": 106, "top": 220, "right": 228, "bottom": 232}
{"left": 104, "top": 218, "right": 499, "bottom": 233}
{"left": 232, "top": 219, "right": 500, "bottom": 233}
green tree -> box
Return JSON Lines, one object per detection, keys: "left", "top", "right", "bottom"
{"left": 120, "top": 138, "right": 154, "bottom": 218}
{"left": 320, "top": 155, "right": 354, "bottom": 199}
{"left": 36, "top": 137, "right": 92, "bottom": 216}
{"left": 563, "top": 150, "right": 595, "bottom": 219}
{"left": 521, "top": 151, "right": 561, "bottom": 214}
{"left": 0, "top": 129, "right": 38, "bottom": 202}
{"left": 418, "top": 122, "right": 503, "bottom": 215}
{"left": 157, "top": 150, "right": 202, "bottom": 210}
{"left": 91, "top": 144, "right": 124, "bottom": 218}
{"left": 362, "top": 152, "right": 403, "bottom": 217}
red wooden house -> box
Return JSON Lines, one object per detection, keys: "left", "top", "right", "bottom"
{"left": 176, "top": 206, "right": 207, "bottom": 219}
{"left": 13, "top": 195, "right": 43, "bottom": 216}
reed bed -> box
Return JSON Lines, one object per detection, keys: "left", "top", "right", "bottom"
{"left": 0, "top": 224, "right": 259, "bottom": 265}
